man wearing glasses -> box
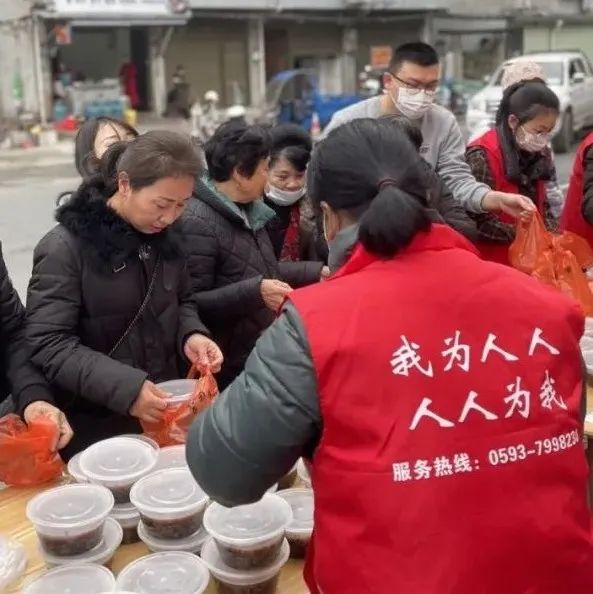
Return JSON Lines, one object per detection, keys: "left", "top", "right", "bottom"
{"left": 323, "top": 42, "right": 535, "bottom": 221}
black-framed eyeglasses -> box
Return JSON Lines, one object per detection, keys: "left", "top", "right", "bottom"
{"left": 388, "top": 73, "right": 439, "bottom": 94}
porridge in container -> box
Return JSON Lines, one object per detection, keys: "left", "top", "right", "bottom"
{"left": 116, "top": 551, "right": 210, "bottom": 594}
{"left": 79, "top": 437, "right": 158, "bottom": 504}
{"left": 110, "top": 502, "right": 141, "bottom": 545}
{"left": 22, "top": 564, "right": 115, "bottom": 594}
{"left": 130, "top": 467, "right": 209, "bottom": 540}
{"left": 39, "top": 517, "right": 122, "bottom": 569}
{"left": 203, "top": 494, "right": 292, "bottom": 571}
{"left": 277, "top": 489, "right": 314, "bottom": 559}
{"left": 138, "top": 521, "right": 209, "bottom": 554}
{"left": 26, "top": 484, "right": 113, "bottom": 556}
{"left": 201, "top": 537, "right": 290, "bottom": 594}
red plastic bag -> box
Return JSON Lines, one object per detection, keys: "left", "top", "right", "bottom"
{"left": 0, "top": 415, "right": 64, "bottom": 487}
{"left": 141, "top": 365, "right": 219, "bottom": 447}
{"left": 510, "top": 212, "right": 593, "bottom": 315}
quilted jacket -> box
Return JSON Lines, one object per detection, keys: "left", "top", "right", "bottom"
{"left": 182, "top": 177, "right": 324, "bottom": 389}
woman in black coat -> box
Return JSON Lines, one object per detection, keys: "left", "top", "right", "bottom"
{"left": 264, "top": 124, "right": 327, "bottom": 263}
{"left": 182, "top": 122, "right": 324, "bottom": 390}
{"left": 26, "top": 131, "right": 222, "bottom": 459}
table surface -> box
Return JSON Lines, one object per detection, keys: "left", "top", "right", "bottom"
{"left": 0, "top": 484, "right": 307, "bottom": 594}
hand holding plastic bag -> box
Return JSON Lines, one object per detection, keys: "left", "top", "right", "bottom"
{"left": 0, "top": 414, "right": 64, "bottom": 487}
{"left": 141, "top": 365, "right": 219, "bottom": 447}
{"left": 510, "top": 212, "right": 593, "bottom": 315}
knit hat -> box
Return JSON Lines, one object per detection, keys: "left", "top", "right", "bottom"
{"left": 501, "top": 60, "right": 546, "bottom": 90}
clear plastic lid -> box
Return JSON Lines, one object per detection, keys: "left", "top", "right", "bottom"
{"left": 22, "top": 564, "right": 115, "bottom": 594}
{"left": 26, "top": 484, "right": 114, "bottom": 530}
{"left": 201, "top": 537, "right": 289, "bottom": 586}
{"left": 156, "top": 379, "right": 198, "bottom": 405}
{"left": 40, "top": 517, "right": 123, "bottom": 567}
{"left": 156, "top": 445, "right": 188, "bottom": 471}
{"left": 116, "top": 551, "right": 210, "bottom": 594}
{"left": 130, "top": 468, "right": 208, "bottom": 518}
{"left": 584, "top": 350, "right": 593, "bottom": 375}
{"left": 121, "top": 434, "right": 160, "bottom": 451}
{"left": 203, "top": 493, "right": 292, "bottom": 547}
{"left": 110, "top": 502, "right": 140, "bottom": 523}
{"left": 277, "top": 489, "right": 314, "bottom": 535}
{"left": 296, "top": 458, "right": 311, "bottom": 488}
{"left": 67, "top": 453, "right": 88, "bottom": 484}
{"left": 79, "top": 437, "right": 158, "bottom": 486}
{"left": 138, "top": 521, "right": 209, "bottom": 554}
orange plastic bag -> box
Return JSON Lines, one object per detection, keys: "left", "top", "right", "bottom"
{"left": 510, "top": 212, "right": 593, "bottom": 315}
{"left": 141, "top": 365, "right": 219, "bottom": 447}
{"left": 0, "top": 415, "right": 64, "bottom": 487}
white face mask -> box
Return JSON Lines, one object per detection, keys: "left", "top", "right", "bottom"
{"left": 266, "top": 184, "right": 306, "bottom": 206}
{"left": 517, "top": 128, "right": 550, "bottom": 153}
{"left": 391, "top": 87, "right": 435, "bottom": 120}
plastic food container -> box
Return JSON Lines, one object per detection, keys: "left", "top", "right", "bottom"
{"left": 26, "top": 484, "right": 114, "bottom": 556}
{"left": 138, "top": 521, "right": 209, "bottom": 554}
{"left": 277, "top": 463, "right": 298, "bottom": 491}
{"left": 585, "top": 317, "right": 593, "bottom": 337}
{"left": 131, "top": 468, "right": 209, "bottom": 540}
{"left": 116, "top": 551, "right": 210, "bottom": 594}
{"left": 201, "top": 537, "right": 290, "bottom": 594}
{"left": 22, "top": 564, "right": 116, "bottom": 594}
{"left": 277, "top": 489, "right": 314, "bottom": 559}
{"left": 584, "top": 350, "right": 593, "bottom": 377}
{"left": 67, "top": 453, "right": 89, "bottom": 484}
{"left": 156, "top": 445, "right": 188, "bottom": 470}
{"left": 581, "top": 336, "right": 593, "bottom": 352}
{"left": 110, "top": 502, "right": 141, "bottom": 545}
{"left": 203, "top": 494, "right": 292, "bottom": 571}
{"left": 79, "top": 437, "right": 158, "bottom": 504}
{"left": 156, "top": 379, "right": 198, "bottom": 406}
{"left": 121, "top": 434, "right": 160, "bottom": 451}
{"left": 40, "top": 517, "right": 123, "bottom": 569}
{"left": 296, "top": 459, "right": 311, "bottom": 489}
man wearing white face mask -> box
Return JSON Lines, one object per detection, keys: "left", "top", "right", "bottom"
{"left": 323, "top": 42, "right": 535, "bottom": 222}
{"left": 466, "top": 80, "right": 560, "bottom": 265}
{"left": 265, "top": 124, "right": 328, "bottom": 265}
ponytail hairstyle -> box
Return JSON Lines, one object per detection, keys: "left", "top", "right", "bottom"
{"left": 308, "top": 118, "right": 431, "bottom": 258}
{"left": 269, "top": 123, "right": 313, "bottom": 172}
{"left": 495, "top": 80, "right": 559, "bottom": 181}
{"left": 73, "top": 130, "right": 202, "bottom": 200}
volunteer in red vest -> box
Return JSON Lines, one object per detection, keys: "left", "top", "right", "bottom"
{"left": 187, "top": 118, "right": 593, "bottom": 594}
{"left": 467, "top": 80, "right": 559, "bottom": 265}
{"left": 561, "top": 131, "right": 593, "bottom": 246}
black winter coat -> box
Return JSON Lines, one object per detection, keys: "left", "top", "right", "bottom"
{"left": 26, "top": 185, "right": 209, "bottom": 459}
{"left": 182, "top": 178, "right": 323, "bottom": 389}
{"left": 0, "top": 242, "right": 53, "bottom": 410}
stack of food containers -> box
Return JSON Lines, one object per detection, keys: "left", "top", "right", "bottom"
{"left": 22, "top": 564, "right": 116, "bottom": 594}
{"left": 132, "top": 467, "right": 210, "bottom": 555}
{"left": 26, "top": 484, "right": 119, "bottom": 568}
{"left": 277, "top": 489, "right": 314, "bottom": 559}
{"left": 201, "top": 493, "right": 293, "bottom": 593}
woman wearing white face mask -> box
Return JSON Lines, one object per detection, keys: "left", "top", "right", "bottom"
{"left": 466, "top": 80, "right": 560, "bottom": 265}
{"left": 265, "top": 124, "right": 328, "bottom": 264}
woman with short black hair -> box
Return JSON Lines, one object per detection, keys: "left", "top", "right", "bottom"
{"left": 187, "top": 118, "right": 593, "bottom": 592}
{"left": 27, "top": 130, "right": 222, "bottom": 459}
{"left": 183, "top": 122, "right": 324, "bottom": 389}
{"left": 264, "top": 124, "right": 326, "bottom": 262}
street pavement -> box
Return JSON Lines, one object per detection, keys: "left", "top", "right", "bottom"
{"left": 0, "top": 137, "right": 580, "bottom": 300}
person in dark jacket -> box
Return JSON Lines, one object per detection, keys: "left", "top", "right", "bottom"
{"left": 26, "top": 131, "right": 222, "bottom": 460}
{"left": 182, "top": 122, "right": 325, "bottom": 390}
{"left": 380, "top": 114, "right": 478, "bottom": 243}
{"left": 186, "top": 119, "right": 593, "bottom": 593}
{"left": 0, "top": 243, "right": 72, "bottom": 449}
{"left": 264, "top": 124, "right": 327, "bottom": 262}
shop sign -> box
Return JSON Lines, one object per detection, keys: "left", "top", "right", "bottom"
{"left": 52, "top": 0, "right": 184, "bottom": 16}
{"left": 370, "top": 46, "right": 393, "bottom": 69}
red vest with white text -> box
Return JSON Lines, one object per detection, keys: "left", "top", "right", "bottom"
{"left": 468, "top": 128, "right": 546, "bottom": 265}
{"left": 289, "top": 225, "right": 593, "bottom": 594}
{"left": 560, "top": 131, "right": 593, "bottom": 247}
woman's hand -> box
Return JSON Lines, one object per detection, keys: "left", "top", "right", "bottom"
{"left": 24, "top": 401, "right": 74, "bottom": 451}
{"left": 184, "top": 334, "right": 224, "bottom": 373}
{"left": 130, "top": 381, "right": 168, "bottom": 423}
{"left": 320, "top": 266, "right": 331, "bottom": 282}
{"left": 261, "top": 279, "right": 293, "bottom": 312}
{"left": 482, "top": 191, "right": 536, "bottom": 219}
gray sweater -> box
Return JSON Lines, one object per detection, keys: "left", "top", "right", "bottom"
{"left": 322, "top": 97, "right": 490, "bottom": 213}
